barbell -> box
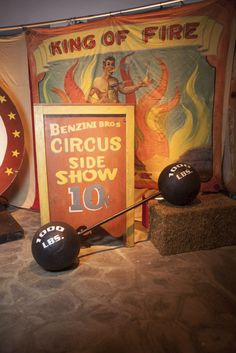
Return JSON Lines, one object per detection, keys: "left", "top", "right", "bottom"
{"left": 32, "top": 162, "right": 201, "bottom": 271}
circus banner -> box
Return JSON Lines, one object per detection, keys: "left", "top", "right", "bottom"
{"left": 26, "top": 0, "right": 236, "bottom": 192}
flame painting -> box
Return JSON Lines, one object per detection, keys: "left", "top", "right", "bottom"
{"left": 38, "top": 48, "right": 214, "bottom": 187}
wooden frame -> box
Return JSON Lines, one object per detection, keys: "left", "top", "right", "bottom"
{"left": 33, "top": 104, "right": 135, "bottom": 246}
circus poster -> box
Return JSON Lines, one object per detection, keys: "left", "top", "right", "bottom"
{"left": 33, "top": 104, "right": 135, "bottom": 240}
{"left": 26, "top": 0, "right": 236, "bottom": 192}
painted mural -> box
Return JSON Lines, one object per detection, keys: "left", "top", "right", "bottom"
{"left": 26, "top": 0, "right": 235, "bottom": 191}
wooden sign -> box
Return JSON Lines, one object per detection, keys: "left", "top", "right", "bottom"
{"left": 33, "top": 104, "right": 135, "bottom": 246}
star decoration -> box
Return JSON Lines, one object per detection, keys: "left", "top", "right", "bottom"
{"left": 5, "top": 168, "right": 14, "bottom": 176}
{"left": 12, "top": 149, "right": 20, "bottom": 157}
{"left": 0, "top": 95, "right": 7, "bottom": 104}
{"left": 8, "top": 112, "right": 16, "bottom": 120}
{"left": 12, "top": 130, "right": 21, "bottom": 138}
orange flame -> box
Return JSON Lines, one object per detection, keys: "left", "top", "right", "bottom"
{"left": 51, "top": 59, "right": 86, "bottom": 103}
{"left": 136, "top": 58, "right": 180, "bottom": 162}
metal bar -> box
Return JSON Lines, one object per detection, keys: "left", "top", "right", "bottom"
{"left": 78, "top": 191, "right": 161, "bottom": 236}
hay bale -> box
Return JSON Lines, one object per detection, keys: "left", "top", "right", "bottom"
{"left": 148, "top": 193, "right": 236, "bottom": 255}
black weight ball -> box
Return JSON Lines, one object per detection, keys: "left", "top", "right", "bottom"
{"left": 158, "top": 163, "right": 201, "bottom": 206}
{"left": 32, "top": 221, "right": 80, "bottom": 271}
